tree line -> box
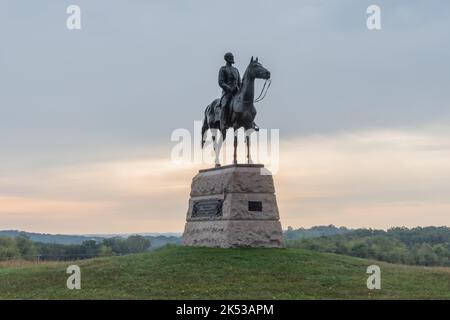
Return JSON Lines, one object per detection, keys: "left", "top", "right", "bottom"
{"left": 0, "top": 234, "right": 151, "bottom": 261}
{"left": 286, "top": 226, "right": 450, "bottom": 267}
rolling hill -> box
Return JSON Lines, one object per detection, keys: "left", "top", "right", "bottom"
{"left": 1, "top": 246, "right": 449, "bottom": 299}
{"left": 0, "top": 230, "right": 181, "bottom": 249}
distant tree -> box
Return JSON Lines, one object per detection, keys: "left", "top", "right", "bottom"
{"left": 15, "top": 236, "right": 37, "bottom": 259}
{"left": 285, "top": 226, "right": 450, "bottom": 267}
{"left": 98, "top": 245, "right": 114, "bottom": 257}
{"left": 125, "top": 235, "right": 151, "bottom": 253}
{"left": 102, "top": 236, "right": 150, "bottom": 255}
{"left": 0, "top": 237, "right": 20, "bottom": 260}
{"left": 103, "top": 237, "right": 128, "bottom": 254}
{"left": 349, "top": 242, "right": 370, "bottom": 258}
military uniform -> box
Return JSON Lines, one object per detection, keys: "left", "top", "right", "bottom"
{"left": 218, "top": 64, "right": 241, "bottom": 128}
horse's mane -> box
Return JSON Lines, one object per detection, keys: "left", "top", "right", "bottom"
{"left": 241, "top": 62, "right": 258, "bottom": 92}
{"left": 241, "top": 63, "right": 251, "bottom": 83}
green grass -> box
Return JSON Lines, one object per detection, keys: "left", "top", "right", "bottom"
{"left": 1, "top": 246, "right": 449, "bottom": 299}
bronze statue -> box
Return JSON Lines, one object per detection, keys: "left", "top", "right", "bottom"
{"left": 218, "top": 52, "right": 241, "bottom": 130}
{"left": 201, "top": 54, "right": 271, "bottom": 167}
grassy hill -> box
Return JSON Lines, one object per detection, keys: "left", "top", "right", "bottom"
{"left": 0, "top": 246, "right": 449, "bottom": 299}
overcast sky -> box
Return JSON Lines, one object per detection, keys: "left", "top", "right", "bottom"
{"left": 0, "top": 1, "right": 449, "bottom": 233}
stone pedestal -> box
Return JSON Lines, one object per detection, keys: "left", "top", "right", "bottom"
{"left": 182, "top": 164, "right": 283, "bottom": 248}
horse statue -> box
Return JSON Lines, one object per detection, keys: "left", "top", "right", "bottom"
{"left": 201, "top": 57, "right": 271, "bottom": 167}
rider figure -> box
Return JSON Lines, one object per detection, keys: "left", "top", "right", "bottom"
{"left": 218, "top": 52, "right": 259, "bottom": 131}
{"left": 218, "top": 52, "right": 241, "bottom": 129}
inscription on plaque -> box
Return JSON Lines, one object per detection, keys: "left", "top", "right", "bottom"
{"left": 248, "top": 201, "right": 263, "bottom": 212}
{"left": 192, "top": 199, "right": 223, "bottom": 218}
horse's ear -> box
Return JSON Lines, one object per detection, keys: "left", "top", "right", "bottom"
{"left": 255, "top": 57, "right": 259, "bottom": 62}
{"left": 250, "top": 56, "right": 254, "bottom": 63}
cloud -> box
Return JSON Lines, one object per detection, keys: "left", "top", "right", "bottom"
{"left": 0, "top": 125, "right": 449, "bottom": 233}
{"left": 276, "top": 125, "right": 450, "bottom": 228}
{"left": 1, "top": 0, "right": 449, "bottom": 154}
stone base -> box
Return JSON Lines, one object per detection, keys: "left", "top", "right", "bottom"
{"left": 183, "top": 220, "right": 283, "bottom": 248}
{"left": 182, "top": 164, "right": 284, "bottom": 248}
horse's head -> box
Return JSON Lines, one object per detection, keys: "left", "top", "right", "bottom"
{"left": 246, "top": 56, "right": 271, "bottom": 80}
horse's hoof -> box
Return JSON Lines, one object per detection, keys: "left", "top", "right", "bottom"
{"left": 215, "top": 164, "right": 221, "bottom": 168}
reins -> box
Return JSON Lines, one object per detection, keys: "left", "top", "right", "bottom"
{"left": 240, "top": 79, "right": 271, "bottom": 104}
{"left": 254, "top": 79, "right": 271, "bottom": 103}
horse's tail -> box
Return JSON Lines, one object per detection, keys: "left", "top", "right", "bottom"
{"left": 201, "top": 106, "right": 209, "bottom": 148}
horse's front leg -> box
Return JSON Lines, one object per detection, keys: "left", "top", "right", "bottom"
{"left": 211, "top": 130, "right": 221, "bottom": 167}
{"left": 233, "top": 132, "right": 238, "bottom": 165}
{"left": 246, "top": 134, "right": 253, "bottom": 164}
{"left": 214, "top": 130, "right": 222, "bottom": 167}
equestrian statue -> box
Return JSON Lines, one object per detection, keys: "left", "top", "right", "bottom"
{"left": 201, "top": 52, "right": 271, "bottom": 167}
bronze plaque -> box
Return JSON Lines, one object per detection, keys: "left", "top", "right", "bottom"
{"left": 192, "top": 199, "right": 223, "bottom": 218}
{"left": 248, "top": 201, "right": 263, "bottom": 212}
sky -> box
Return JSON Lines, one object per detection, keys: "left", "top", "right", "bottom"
{"left": 0, "top": 0, "right": 449, "bottom": 233}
